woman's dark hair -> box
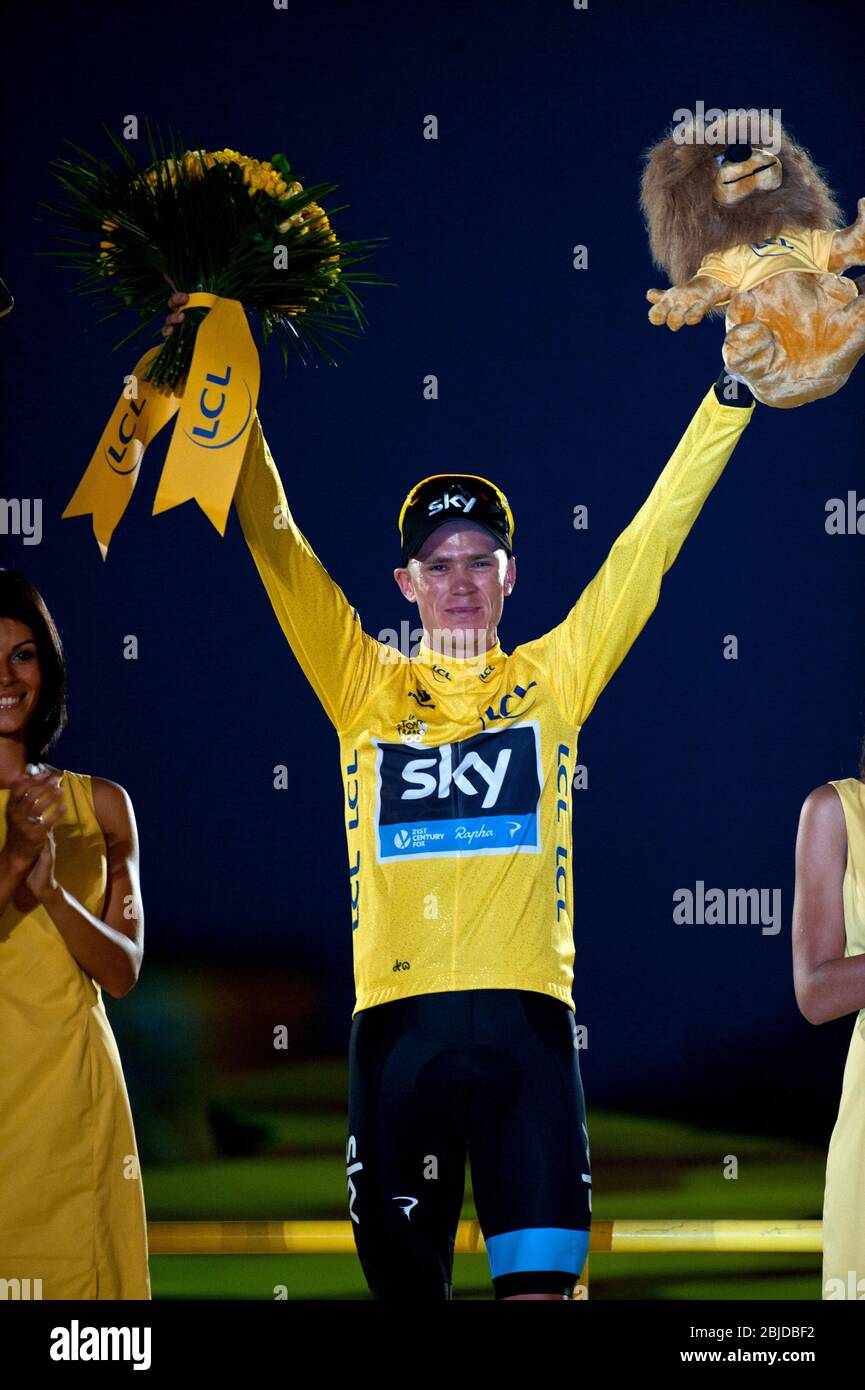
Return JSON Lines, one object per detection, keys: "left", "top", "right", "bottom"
{"left": 0, "top": 569, "right": 67, "bottom": 760}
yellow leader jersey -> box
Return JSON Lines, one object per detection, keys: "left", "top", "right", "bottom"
{"left": 233, "top": 385, "right": 754, "bottom": 1015}
{"left": 697, "top": 227, "right": 836, "bottom": 302}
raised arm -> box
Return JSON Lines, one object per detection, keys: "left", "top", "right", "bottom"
{"left": 520, "top": 374, "right": 755, "bottom": 726}
{"left": 232, "top": 413, "right": 387, "bottom": 732}
{"left": 792, "top": 784, "right": 865, "bottom": 1025}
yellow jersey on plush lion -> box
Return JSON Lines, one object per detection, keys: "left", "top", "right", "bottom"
{"left": 640, "top": 115, "right": 865, "bottom": 408}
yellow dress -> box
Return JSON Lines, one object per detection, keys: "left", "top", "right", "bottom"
{"left": 822, "top": 777, "right": 865, "bottom": 1300}
{"left": 0, "top": 769, "right": 150, "bottom": 1299}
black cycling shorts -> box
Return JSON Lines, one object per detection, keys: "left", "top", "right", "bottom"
{"left": 346, "top": 988, "right": 591, "bottom": 1300}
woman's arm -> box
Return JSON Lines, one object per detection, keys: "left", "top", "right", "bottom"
{"left": 0, "top": 768, "right": 67, "bottom": 915}
{"left": 35, "top": 776, "right": 144, "bottom": 999}
{"left": 792, "top": 784, "right": 865, "bottom": 1024}
{"left": 0, "top": 845, "right": 31, "bottom": 915}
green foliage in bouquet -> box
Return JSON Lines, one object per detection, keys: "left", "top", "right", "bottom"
{"left": 41, "top": 122, "right": 388, "bottom": 388}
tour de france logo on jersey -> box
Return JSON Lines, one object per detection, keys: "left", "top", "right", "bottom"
{"left": 372, "top": 720, "right": 543, "bottom": 863}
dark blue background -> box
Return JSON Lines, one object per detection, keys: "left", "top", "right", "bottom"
{"left": 2, "top": 0, "right": 863, "bottom": 1137}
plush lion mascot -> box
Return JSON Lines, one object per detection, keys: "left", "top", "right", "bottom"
{"left": 641, "top": 115, "right": 865, "bottom": 407}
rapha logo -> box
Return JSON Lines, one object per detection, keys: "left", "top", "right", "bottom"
{"left": 392, "top": 1196, "right": 419, "bottom": 1220}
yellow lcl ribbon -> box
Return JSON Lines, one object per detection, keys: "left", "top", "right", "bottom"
{"left": 62, "top": 293, "right": 260, "bottom": 559}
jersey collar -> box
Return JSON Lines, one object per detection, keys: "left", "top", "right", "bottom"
{"left": 413, "top": 637, "right": 504, "bottom": 690}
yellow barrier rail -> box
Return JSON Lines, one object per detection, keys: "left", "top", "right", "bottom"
{"left": 147, "top": 1218, "right": 822, "bottom": 1256}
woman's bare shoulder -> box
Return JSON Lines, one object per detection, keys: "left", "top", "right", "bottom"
{"left": 797, "top": 782, "right": 848, "bottom": 848}
{"left": 88, "top": 776, "right": 137, "bottom": 845}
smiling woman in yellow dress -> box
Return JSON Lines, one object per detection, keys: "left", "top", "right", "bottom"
{"left": 793, "top": 759, "right": 865, "bottom": 1300}
{"left": 0, "top": 569, "right": 150, "bottom": 1299}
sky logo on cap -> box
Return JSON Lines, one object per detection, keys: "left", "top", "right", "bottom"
{"left": 427, "top": 487, "right": 478, "bottom": 517}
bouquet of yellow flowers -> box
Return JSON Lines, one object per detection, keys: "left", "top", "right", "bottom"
{"left": 42, "top": 124, "right": 387, "bottom": 556}
{"left": 45, "top": 123, "right": 384, "bottom": 388}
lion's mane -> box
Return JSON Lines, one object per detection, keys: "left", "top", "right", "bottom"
{"left": 640, "top": 118, "right": 844, "bottom": 285}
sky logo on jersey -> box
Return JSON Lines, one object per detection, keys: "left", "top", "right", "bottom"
{"left": 373, "top": 721, "right": 543, "bottom": 862}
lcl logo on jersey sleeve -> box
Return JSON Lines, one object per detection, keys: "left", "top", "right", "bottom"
{"left": 373, "top": 721, "right": 543, "bottom": 862}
